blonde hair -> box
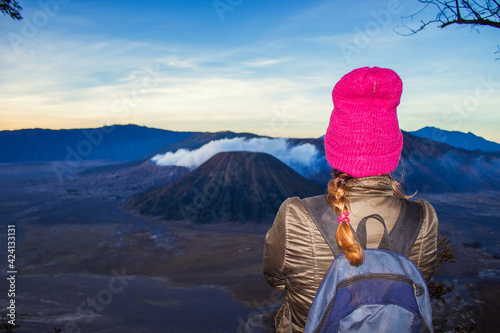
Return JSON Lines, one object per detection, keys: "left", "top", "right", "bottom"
{"left": 327, "top": 170, "right": 411, "bottom": 266}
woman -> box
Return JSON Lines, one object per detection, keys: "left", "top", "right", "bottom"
{"left": 263, "top": 67, "right": 439, "bottom": 332}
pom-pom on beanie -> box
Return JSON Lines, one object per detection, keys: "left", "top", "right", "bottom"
{"left": 324, "top": 67, "right": 403, "bottom": 178}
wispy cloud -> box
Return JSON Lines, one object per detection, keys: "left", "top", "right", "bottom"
{"left": 243, "top": 58, "right": 290, "bottom": 67}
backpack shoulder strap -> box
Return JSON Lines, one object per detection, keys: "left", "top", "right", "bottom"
{"left": 302, "top": 196, "right": 424, "bottom": 257}
{"left": 356, "top": 200, "right": 424, "bottom": 256}
{"left": 389, "top": 199, "right": 424, "bottom": 256}
{"left": 356, "top": 214, "right": 390, "bottom": 250}
{"left": 301, "top": 195, "right": 343, "bottom": 257}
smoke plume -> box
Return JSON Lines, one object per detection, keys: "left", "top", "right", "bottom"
{"left": 151, "top": 137, "right": 322, "bottom": 177}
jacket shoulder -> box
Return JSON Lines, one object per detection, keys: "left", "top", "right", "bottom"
{"left": 408, "top": 198, "right": 439, "bottom": 282}
{"left": 413, "top": 199, "right": 439, "bottom": 227}
{"left": 277, "top": 196, "right": 310, "bottom": 215}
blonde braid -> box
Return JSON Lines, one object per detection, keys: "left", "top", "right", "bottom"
{"left": 327, "top": 171, "right": 364, "bottom": 266}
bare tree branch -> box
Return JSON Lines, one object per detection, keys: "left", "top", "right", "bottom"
{"left": 440, "top": 16, "right": 500, "bottom": 28}
{"left": 397, "top": 0, "right": 500, "bottom": 32}
{"left": 395, "top": 1, "right": 500, "bottom": 59}
{"left": 0, "top": 0, "right": 22, "bottom": 21}
{"left": 456, "top": 0, "right": 462, "bottom": 20}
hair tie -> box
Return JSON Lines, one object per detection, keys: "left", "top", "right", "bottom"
{"left": 337, "top": 211, "right": 350, "bottom": 224}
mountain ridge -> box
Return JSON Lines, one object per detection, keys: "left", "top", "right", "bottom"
{"left": 409, "top": 126, "right": 500, "bottom": 153}
{"left": 3, "top": 124, "right": 500, "bottom": 194}
{"left": 0, "top": 124, "right": 196, "bottom": 163}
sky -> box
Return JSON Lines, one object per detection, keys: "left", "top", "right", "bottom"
{"left": 0, "top": 0, "right": 499, "bottom": 141}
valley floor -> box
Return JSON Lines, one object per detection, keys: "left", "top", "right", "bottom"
{"left": 0, "top": 162, "right": 498, "bottom": 332}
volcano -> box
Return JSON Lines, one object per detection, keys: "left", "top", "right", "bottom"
{"left": 125, "top": 151, "right": 325, "bottom": 223}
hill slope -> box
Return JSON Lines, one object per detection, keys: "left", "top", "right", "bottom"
{"left": 397, "top": 132, "right": 500, "bottom": 193}
{"left": 307, "top": 131, "right": 500, "bottom": 193}
{"left": 126, "top": 151, "right": 325, "bottom": 223}
{"left": 410, "top": 127, "right": 500, "bottom": 152}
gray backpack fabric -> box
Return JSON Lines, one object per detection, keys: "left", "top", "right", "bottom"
{"left": 302, "top": 195, "right": 433, "bottom": 333}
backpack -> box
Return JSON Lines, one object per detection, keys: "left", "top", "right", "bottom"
{"left": 302, "top": 195, "right": 433, "bottom": 333}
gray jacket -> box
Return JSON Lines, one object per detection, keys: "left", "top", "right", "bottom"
{"left": 263, "top": 176, "right": 439, "bottom": 332}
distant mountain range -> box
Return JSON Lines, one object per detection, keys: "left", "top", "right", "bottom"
{"left": 125, "top": 151, "right": 325, "bottom": 223}
{"left": 0, "top": 124, "right": 195, "bottom": 163}
{"left": 409, "top": 127, "right": 500, "bottom": 153}
{"left": 2, "top": 124, "right": 500, "bottom": 200}
{"left": 123, "top": 131, "right": 500, "bottom": 224}
{"left": 3, "top": 124, "right": 497, "bottom": 162}
{"left": 396, "top": 132, "right": 500, "bottom": 193}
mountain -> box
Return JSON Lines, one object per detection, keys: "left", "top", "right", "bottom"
{"left": 396, "top": 132, "right": 500, "bottom": 193}
{"left": 0, "top": 124, "right": 196, "bottom": 163}
{"left": 125, "top": 151, "right": 325, "bottom": 223}
{"left": 409, "top": 127, "right": 500, "bottom": 153}
{"left": 306, "top": 131, "right": 500, "bottom": 193}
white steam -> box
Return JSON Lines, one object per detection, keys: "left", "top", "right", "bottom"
{"left": 151, "top": 137, "right": 321, "bottom": 177}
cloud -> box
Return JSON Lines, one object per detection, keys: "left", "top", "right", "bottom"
{"left": 151, "top": 137, "right": 321, "bottom": 177}
{"left": 243, "top": 58, "right": 290, "bottom": 67}
{"left": 1, "top": 0, "right": 499, "bottom": 142}
{"left": 0, "top": 33, "right": 331, "bottom": 136}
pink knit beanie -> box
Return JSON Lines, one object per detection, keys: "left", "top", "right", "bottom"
{"left": 324, "top": 67, "right": 403, "bottom": 178}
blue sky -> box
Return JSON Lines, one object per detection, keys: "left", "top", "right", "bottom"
{"left": 1, "top": 0, "right": 499, "bottom": 141}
